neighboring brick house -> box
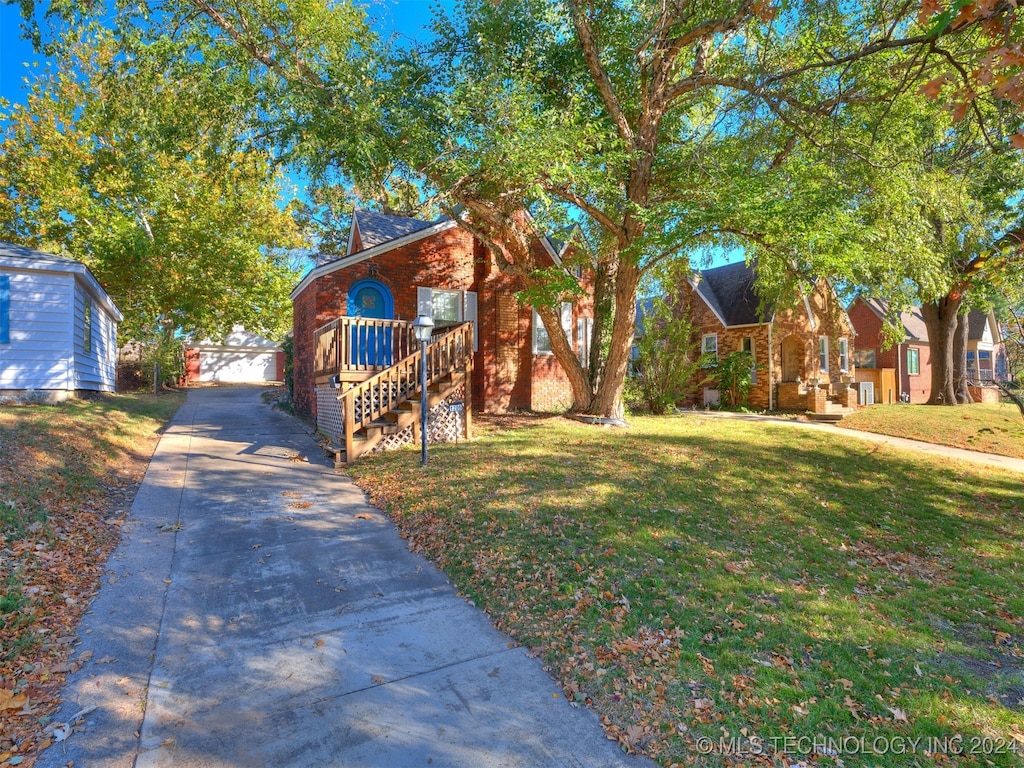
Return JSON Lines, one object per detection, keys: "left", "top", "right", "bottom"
{"left": 848, "top": 297, "right": 1007, "bottom": 404}
{"left": 291, "top": 209, "right": 594, "bottom": 431}
{"left": 668, "top": 260, "right": 856, "bottom": 411}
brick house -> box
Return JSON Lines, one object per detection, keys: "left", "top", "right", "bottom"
{"left": 848, "top": 297, "right": 1007, "bottom": 404}
{"left": 291, "top": 209, "right": 593, "bottom": 462}
{"left": 667, "top": 260, "right": 856, "bottom": 412}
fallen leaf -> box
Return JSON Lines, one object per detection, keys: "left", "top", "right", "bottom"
{"left": 888, "top": 706, "right": 910, "bottom": 723}
{"left": 371, "top": 674, "right": 386, "bottom": 685}
{"left": 354, "top": 512, "right": 373, "bottom": 520}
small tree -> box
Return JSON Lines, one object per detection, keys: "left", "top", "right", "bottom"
{"left": 714, "top": 351, "right": 756, "bottom": 409}
{"left": 626, "top": 298, "right": 707, "bottom": 415}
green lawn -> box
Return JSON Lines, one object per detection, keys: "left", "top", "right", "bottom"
{"left": 351, "top": 414, "right": 1024, "bottom": 767}
{"left": 840, "top": 403, "right": 1024, "bottom": 459}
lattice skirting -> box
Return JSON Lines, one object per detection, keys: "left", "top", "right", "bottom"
{"left": 316, "top": 385, "right": 468, "bottom": 454}
{"left": 316, "top": 386, "right": 344, "bottom": 444}
{"left": 371, "top": 386, "right": 467, "bottom": 455}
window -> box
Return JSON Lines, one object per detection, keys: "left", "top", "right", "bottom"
{"left": 83, "top": 298, "right": 93, "bottom": 354}
{"left": 577, "top": 317, "right": 593, "bottom": 366}
{"left": 431, "top": 289, "right": 462, "bottom": 325}
{"left": 533, "top": 303, "right": 572, "bottom": 355}
{"left": 702, "top": 333, "right": 718, "bottom": 366}
{"left": 0, "top": 275, "right": 8, "bottom": 344}
{"left": 854, "top": 348, "right": 876, "bottom": 368}
{"left": 416, "top": 287, "right": 478, "bottom": 351}
{"left": 978, "top": 350, "right": 993, "bottom": 381}
{"left": 838, "top": 338, "right": 850, "bottom": 372}
{"left": 907, "top": 347, "right": 920, "bottom": 375}
{"left": 818, "top": 336, "right": 829, "bottom": 372}
{"left": 741, "top": 336, "right": 756, "bottom": 383}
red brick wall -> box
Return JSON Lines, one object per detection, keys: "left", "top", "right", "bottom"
{"left": 847, "top": 297, "right": 931, "bottom": 402}
{"left": 292, "top": 226, "right": 593, "bottom": 418}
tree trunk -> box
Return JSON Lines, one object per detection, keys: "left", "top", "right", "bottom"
{"left": 920, "top": 295, "right": 961, "bottom": 405}
{"left": 588, "top": 260, "right": 641, "bottom": 419}
{"left": 534, "top": 301, "right": 596, "bottom": 412}
{"left": 953, "top": 313, "right": 973, "bottom": 404}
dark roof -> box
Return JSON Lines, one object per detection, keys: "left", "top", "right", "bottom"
{"left": 693, "top": 260, "right": 769, "bottom": 326}
{"left": 352, "top": 209, "right": 444, "bottom": 251}
{"left": 0, "top": 241, "right": 80, "bottom": 264}
{"left": 860, "top": 297, "right": 989, "bottom": 342}
{"left": 967, "top": 309, "right": 991, "bottom": 341}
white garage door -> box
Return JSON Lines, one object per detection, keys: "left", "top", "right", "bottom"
{"left": 199, "top": 351, "right": 278, "bottom": 383}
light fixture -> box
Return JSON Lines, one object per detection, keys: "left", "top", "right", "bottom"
{"left": 412, "top": 315, "right": 434, "bottom": 465}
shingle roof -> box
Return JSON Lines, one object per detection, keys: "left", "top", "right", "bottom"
{"left": 860, "top": 298, "right": 990, "bottom": 343}
{"left": 967, "top": 309, "right": 991, "bottom": 341}
{"left": 0, "top": 241, "right": 80, "bottom": 265}
{"left": 352, "top": 209, "right": 444, "bottom": 251}
{"left": 693, "top": 260, "right": 770, "bottom": 326}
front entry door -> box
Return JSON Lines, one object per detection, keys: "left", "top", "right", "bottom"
{"left": 781, "top": 335, "right": 804, "bottom": 382}
{"left": 348, "top": 280, "right": 394, "bottom": 366}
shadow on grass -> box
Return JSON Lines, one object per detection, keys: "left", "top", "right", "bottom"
{"left": 352, "top": 415, "right": 1024, "bottom": 766}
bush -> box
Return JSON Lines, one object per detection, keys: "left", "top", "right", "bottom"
{"left": 714, "top": 350, "right": 756, "bottom": 408}
{"left": 626, "top": 297, "right": 709, "bottom": 415}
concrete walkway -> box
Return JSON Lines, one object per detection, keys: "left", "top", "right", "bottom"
{"left": 680, "top": 409, "right": 1024, "bottom": 474}
{"left": 39, "top": 387, "right": 649, "bottom": 768}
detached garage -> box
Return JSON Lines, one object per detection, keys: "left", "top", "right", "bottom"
{"left": 184, "top": 326, "right": 285, "bottom": 384}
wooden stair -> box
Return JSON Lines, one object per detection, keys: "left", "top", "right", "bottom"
{"left": 324, "top": 323, "right": 473, "bottom": 468}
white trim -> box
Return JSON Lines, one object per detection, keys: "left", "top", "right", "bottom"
{"left": 345, "top": 214, "right": 361, "bottom": 256}
{"left": 803, "top": 294, "right": 817, "bottom": 331}
{"left": 532, "top": 303, "right": 572, "bottom": 355}
{"left": 291, "top": 218, "right": 459, "bottom": 300}
{"left": 688, "top": 276, "right": 728, "bottom": 327}
{"left": 818, "top": 335, "right": 829, "bottom": 372}
{"left": 838, "top": 337, "right": 850, "bottom": 373}
{"left": 0, "top": 249, "right": 123, "bottom": 322}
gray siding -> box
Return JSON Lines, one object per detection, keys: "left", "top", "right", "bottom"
{"left": 0, "top": 268, "right": 73, "bottom": 389}
{"left": 71, "top": 283, "right": 118, "bottom": 391}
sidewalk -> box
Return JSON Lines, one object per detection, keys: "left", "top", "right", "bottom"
{"left": 681, "top": 409, "right": 1024, "bottom": 474}
{"left": 39, "top": 387, "right": 649, "bottom": 768}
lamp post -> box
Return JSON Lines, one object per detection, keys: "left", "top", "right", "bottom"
{"left": 412, "top": 314, "right": 434, "bottom": 466}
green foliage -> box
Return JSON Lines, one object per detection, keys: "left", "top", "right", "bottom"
{"left": 714, "top": 351, "right": 757, "bottom": 408}
{"left": 0, "top": 24, "right": 305, "bottom": 344}
{"left": 626, "top": 297, "right": 706, "bottom": 415}
{"left": 281, "top": 333, "right": 295, "bottom": 400}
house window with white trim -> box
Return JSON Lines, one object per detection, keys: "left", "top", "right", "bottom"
{"left": 907, "top": 347, "right": 920, "bottom": 375}
{"left": 532, "top": 303, "right": 572, "bottom": 355}
{"left": 416, "top": 286, "right": 478, "bottom": 351}
{"left": 818, "top": 335, "right": 829, "bottom": 372}
{"left": 838, "top": 337, "right": 850, "bottom": 373}
{"left": 702, "top": 333, "right": 718, "bottom": 366}
{"left": 741, "top": 336, "right": 756, "bottom": 383}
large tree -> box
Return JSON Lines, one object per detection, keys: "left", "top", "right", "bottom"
{"left": 0, "top": 22, "right": 304, "bottom": 343}
{"left": 24, "top": 0, "right": 1017, "bottom": 415}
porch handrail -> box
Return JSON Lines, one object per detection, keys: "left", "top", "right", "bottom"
{"left": 313, "top": 317, "right": 417, "bottom": 378}
{"left": 341, "top": 322, "right": 473, "bottom": 458}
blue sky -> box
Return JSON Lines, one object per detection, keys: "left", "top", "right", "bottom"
{"left": 1, "top": 1, "right": 444, "bottom": 110}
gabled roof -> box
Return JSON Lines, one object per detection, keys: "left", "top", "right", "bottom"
{"left": 858, "top": 298, "right": 929, "bottom": 342}
{"left": 0, "top": 241, "right": 124, "bottom": 322}
{"left": 691, "top": 260, "right": 770, "bottom": 327}
{"left": 351, "top": 209, "right": 448, "bottom": 252}
{"left": 291, "top": 210, "right": 459, "bottom": 300}
{"left": 858, "top": 298, "right": 997, "bottom": 343}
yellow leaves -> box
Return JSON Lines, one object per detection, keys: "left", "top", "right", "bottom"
{"left": 0, "top": 690, "right": 28, "bottom": 712}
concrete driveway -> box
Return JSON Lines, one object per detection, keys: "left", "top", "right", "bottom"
{"left": 39, "top": 387, "right": 649, "bottom": 768}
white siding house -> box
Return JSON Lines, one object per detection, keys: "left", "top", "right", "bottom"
{"left": 0, "top": 242, "right": 123, "bottom": 400}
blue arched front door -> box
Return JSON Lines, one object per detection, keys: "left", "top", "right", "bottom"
{"left": 347, "top": 279, "right": 394, "bottom": 366}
